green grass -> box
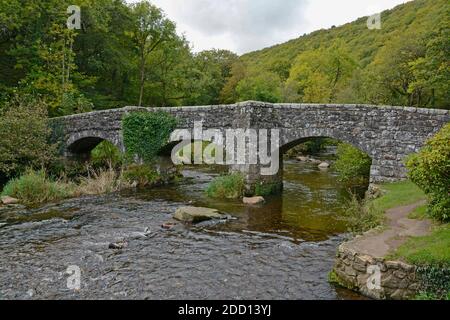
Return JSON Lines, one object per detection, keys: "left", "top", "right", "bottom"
{"left": 408, "top": 205, "right": 428, "bottom": 220}
{"left": 1, "top": 170, "right": 74, "bottom": 206}
{"left": 206, "top": 173, "right": 245, "bottom": 199}
{"left": 371, "top": 181, "right": 426, "bottom": 213}
{"left": 390, "top": 224, "right": 450, "bottom": 266}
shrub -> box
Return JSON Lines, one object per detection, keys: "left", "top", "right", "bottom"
{"left": 334, "top": 143, "right": 372, "bottom": 184}
{"left": 0, "top": 95, "right": 56, "bottom": 178}
{"left": 206, "top": 173, "right": 245, "bottom": 199}
{"left": 91, "top": 141, "right": 124, "bottom": 169}
{"left": 406, "top": 123, "right": 450, "bottom": 222}
{"left": 122, "top": 112, "right": 177, "bottom": 164}
{"left": 415, "top": 264, "right": 450, "bottom": 300}
{"left": 122, "top": 164, "right": 161, "bottom": 187}
{"left": 1, "top": 170, "right": 74, "bottom": 205}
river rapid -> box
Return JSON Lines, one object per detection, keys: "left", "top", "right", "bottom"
{"left": 0, "top": 155, "right": 366, "bottom": 300}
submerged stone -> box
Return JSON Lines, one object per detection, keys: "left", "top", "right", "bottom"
{"left": 173, "top": 206, "right": 225, "bottom": 223}
{"left": 243, "top": 196, "right": 265, "bottom": 205}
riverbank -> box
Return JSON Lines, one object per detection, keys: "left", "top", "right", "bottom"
{"left": 0, "top": 165, "right": 180, "bottom": 208}
{"left": 331, "top": 181, "right": 449, "bottom": 300}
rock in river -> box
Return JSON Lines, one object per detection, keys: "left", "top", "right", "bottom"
{"left": 173, "top": 206, "right": 226, "bottom": 223}
{"left": 1, "top": 196, "right": 19, "bottom": 205}
{"left": 243, "top": 196, "right": 265, "bottom": 205}
{"left": 318, "top": 162, "right": 330, "bottom": 169}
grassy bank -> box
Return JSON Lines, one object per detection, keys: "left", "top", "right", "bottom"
{"left": 390, "top": 224, "right": 450, "bottom": 266}
{"left": 343, "top": 180, "right": 427, "bottom": 233}
{"left": 0, "top": 165, "right": 176, "bottom": 207}
{"left": 371, "top": 181, "right": 426, "bottom": 213}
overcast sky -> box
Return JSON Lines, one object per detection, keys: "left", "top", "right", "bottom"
{"left": 126, "top": 0, "right": 413, "bottom": 54}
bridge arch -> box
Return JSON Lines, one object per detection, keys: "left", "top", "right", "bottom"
{"left": 65, "top": 130, "right": 124, "bottom": 157}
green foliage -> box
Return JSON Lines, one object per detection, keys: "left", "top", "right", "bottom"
{"left": 343, "top": 194, "right": 384, "bottom": 234}
{"left": 1, "top": 0, "right": 448, "bottom": 111}
{"left": 254, "top": 182, "right": 282, "bottom": 197}
{"left": 91, "top": 141, "right": 123, "bottom": 169}
{"left": 122, "top": 164, "right": 161, "bottom": 187}
{"left": 415, "top": 263, "right": 450, "bottom": 300}
{"left": 59, "top": 92, "right": 93, "bottom": 116}
{"left": 127, "top": 1, "right": 177, "bottom": 106}
{"left": 334, "top": 143, "right": 372, "bottom": 184}
{"left": 1, "top": 170, "right": 73, "bottom": 206}
{"left": 235, "top": 71, "right": 282, "bottom": 103}
{"left": 122, "top": 111, "right": 177, "bottom": 164}
{"left": 285, "top": 43, "right": 357, "bottom": 103}
{"left": 406, "top": 124, "right": 450, "bottom": 222}
{"left": 0, "top": 95, "right": 56, "bottom": 177}
{"left": 206, "top": 173, "right": 245, "bottom": 199}
{"left": 232, "top": 0, "right": 449, "bottom": 109}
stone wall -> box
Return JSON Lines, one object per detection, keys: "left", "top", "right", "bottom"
{"left": 333, "top": 242, "right": 420, "bottom": 300}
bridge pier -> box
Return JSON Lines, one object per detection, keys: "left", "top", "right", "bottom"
{"left": 230, "top": 162, "right": 284, "bottom": 196}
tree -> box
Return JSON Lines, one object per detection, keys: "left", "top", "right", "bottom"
{"left": 236, "top": 71, "right": 282, "bottom": 103}
{"left": 128, "top": 1, "right": 176, "bottom": 106}
{"left": 409, "top": 20, "right": 450, "bottom": 109}
{"left": 285, "top": 43, "right": 357, "bottom": 103}
{"left": 0, "top": 95, "right": 56, "bottom": 178}
{"left": 363, "top": 33, "right": 427, "bottom": 107}
{"left": 220, "top": 60, "right": 247, "bottom": 104}
{"left": 187, "top": 49, "right": 238, "bottom": 105}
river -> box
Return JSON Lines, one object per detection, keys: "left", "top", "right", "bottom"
{"left": 0, "top": 155, "right": 366, "bottom": 300}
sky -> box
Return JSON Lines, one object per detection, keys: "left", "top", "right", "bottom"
{"left": 126, "top": 0, "right": 413, "bottom": 54}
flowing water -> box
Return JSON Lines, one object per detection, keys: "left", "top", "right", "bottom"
{"left": 0, "top": 154, "right": 366, "bottom": 300}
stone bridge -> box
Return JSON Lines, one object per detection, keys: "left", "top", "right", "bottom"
{"left": 50, "top": 101, "right": 449, "bottom": 194}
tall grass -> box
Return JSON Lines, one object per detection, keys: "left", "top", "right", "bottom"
{"left": 75, "top": 167, "right": 131, "bottom": 196}
{"left": 1, "top": 170, "right": 74, "bottom": 205}
{"left": 343, "top": 194, "right": 384, "bottom": 234}
{"left": 206, "top": 173, "right": 245, "bottom": 199}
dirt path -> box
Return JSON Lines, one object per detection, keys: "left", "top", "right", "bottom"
{"left": 342, "top": 201, "right": 432, "bottom": 259}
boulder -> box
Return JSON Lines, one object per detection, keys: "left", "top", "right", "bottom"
{"left": 1, "top": 196, "right": 19, "bottom": 205}
{"left": 318, "top": 162, "right": 330, "bottom": 169}
{"left": 173, "top": 206, "right": 225, "bottom": 223}
{"left": 297, "top": 156, "right": 309, "bottom": 162}
{"left": 243, "top": 196, "right": 265, "bottom": 205}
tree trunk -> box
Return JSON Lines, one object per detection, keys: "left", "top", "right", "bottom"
{"left": 138, "top": 53, "right": 145, "bottom": 107}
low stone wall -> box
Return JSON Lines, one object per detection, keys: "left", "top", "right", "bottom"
{"left": 332, "top": 243, "right": 420, "bottom": 300}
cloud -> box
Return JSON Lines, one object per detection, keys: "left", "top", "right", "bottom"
{"left": 128, "top": 0, "right": 414, "bottom": 54}
{"left": 151, "top": 0, "right": 308, "bottom": 53}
